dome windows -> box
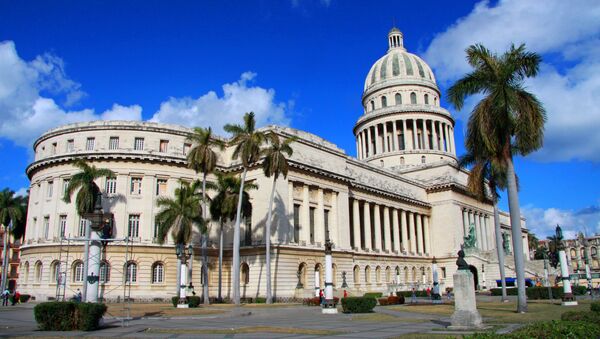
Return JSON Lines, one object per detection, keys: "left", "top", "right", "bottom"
{"left": 410, "top": 92, "right": 417, "bottom": 104}
{"left": 395, "top": 93, "right": 402, "bottom": 105}
{"left": 381, "top": 96, "right": 387, "bottom": 108}
{"left": 370, "top": 101, "right": 375, "bottom": 111}
{"left": 424, "top": 94, "right": 429, "bottom": 105}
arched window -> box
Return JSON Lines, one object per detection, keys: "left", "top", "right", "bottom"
{"left": 315, "top": 263, "right": 324, "bottom": 288}
{"left": 35, "top": 261, "right": 43, "bottom": 283}
{"left": 125, "top": 261, "right": 137, "bottom": 283}
{"left": 421, "top": 156, "right": 426, "bottom": 164}
{"left": 353, "top": 265, "right": 360, "bottom": 284}
{"left": 381, "top": 96, "right": 387, "bottom": 108}
{"left": 410, "top": 92, "right": 417, "bottom": 104}
{"left": 152, "top": 262, "right": 164, "bottom": 284}
{"left": 395, "top": 93, "right": 402, "bottom": 105}
{"left": 434, "top": 97, "right": 437, "bottom": 106}
{"left": 404, "top": 267, "right": 409, "bottom": 283}
{"left": 365, "top": 266, "right": 371, "bottom": 283}
{"left": 370, "top": 101, "right": 375, "bottom": 111}
{"left": 427, "top": 267, "right": 432, "bottom": 283}
{"left": 72, "top": 260, "right": 84, "bottom": 282}
{"left": 386, "top": 266, "right": 391, "bottom": 283}
{"left": 581, "top": 248, "right": 586, "bottom": 258}
{"left": 375, "top": 266, "right": 381, "bottom": 283}
{"left": 50, "top": 261, "right": 60, "bottom": 284}
{"left": 411, "top": 267, "right": 416, "bottom": 282}
{"left": 100, "top": 261, "right": 110, "bottom": 283}
{"left": 241, "top": 263, "right": 250, "bottom": 285}
{"left": 424, "top": 94, "right": 429, "bottom": 105}
{"left": 570, "top": 249, "right": 577, "bottom": 257}
{"left": 299, "top": 263, "right": 307, "bottom": 286}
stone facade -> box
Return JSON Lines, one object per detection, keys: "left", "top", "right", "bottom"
{"left": 19, "top": 28, "right": 534, "bottom": 302}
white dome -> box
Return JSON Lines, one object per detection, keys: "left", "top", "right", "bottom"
{"left": 363, "top": 29, "right": 438, "bottom": 93}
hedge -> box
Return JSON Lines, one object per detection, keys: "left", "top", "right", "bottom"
{"left": 591, "top": 301, "right": 600, "bottom": 313}
{"left": 19, "top": 294, "right": 31, "bottom": 303}
{"left": 363, "top": 292, "right": 383, "bottom": 298}
{"left": 467, "top": 320, "right": 600, "bottom": 339}
{"left": 171, "top": 296, "right": 202, "bottom": 307}
{"left": 33, "top": 302, "right": 107, "bottom": 331}
{"left": 490, "top": 286, "right": 587, "bottom": 299}
{"left": 341, "top": 297, "right": 377, "bottom": 313}
{"left": 396, "top": 290, "right": 428, "bottom": 298}
{"left": 561, "top": 310, "right": 600, "bottom": 323}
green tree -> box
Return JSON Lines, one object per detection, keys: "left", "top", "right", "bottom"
{"left": 63, "top": 160, "right": 115, "bottom": 216}
{"left": 155, "top": 182, "right": 205, "bottom": 296}
{"left": 261, "top": 132, "right": 295, "bottom": 304}
{"left": 0, "top": 188, "right": 27, "bottom": 292}
{"left": 209, "top": 173, "right": 256, "bottom": 301}
{"left": 187, "top": 127, "right": 224, "bottom": 305}
{"left": 448, "top": 43, "right": 546, "bottom": 313}
{"left": 223, "top": 112, "right": 266, "bottom": 304}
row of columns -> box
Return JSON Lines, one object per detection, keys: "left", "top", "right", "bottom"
{"left": 356, "top": 118, "right": 454, "bottom": 159}
{"left": 351, "top": 199, "right": 430, "bottom": 255}
{"left": 462, "top": 208, "right": 494, "bottom": 251}
{"left": 288, "top": 182, "right": 338, "bottom": 246}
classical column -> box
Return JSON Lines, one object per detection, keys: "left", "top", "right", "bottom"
{"left": 363, "top": 201, "right": 372, "bottom": 251}
{"left": 352, "top": 199, "right": 361, "bottom": 250}
{"left": 485, "top": 216, "right": 493, "bottom": 250}
{"left": 288, "top": 181, "right": 295, "bottom": 242}
{"left": 356, "top": 138, "right": 360, "bottom": 159}
{"left": 367, "top": 127, "right": 372, "bottom": 157}
{"left": 383, "top": 122, "right": 389, "bottom": 153}
{"left": 401, "top": 120, "right": 407, "bottom": 150}
{"left": 330, "top": 191, "right": 338, "bottom": 245}
{"left": 462, "top": 208, "right": 469, "bottom": 238}
{"left": 474, "top": 212, "right": 482, "bottom": 249}
{"left": 481, "top": 214, "right": 488, "bottom": 250}
{"left": 392, "top": 208, "right": 400, "bottom": 253}
{"left": 423, "top": 216, "right": 431, "bottom": 255}
{"left": 374, "top": 124, "right": 381, "bottom": 155}
{"left": 441, "top": 123, "right": 447, "bottom": 152}
{"left": 392, "top": 120, "right": 398, "bottom": 151}
{"left": 301, "top": 185, "right": 310, "bottom": 244}
{"left": 361, "top": 131, "right": 367, "bottom": 158}
{"left": 408, "top": 212, "right": 416, "bottom": 254}
{"left": 412, "top": 120, "right": 418, "bottom": 150}
{"left": 447, "top": 125, "right": 453, "bottom": 153}
{"left": 401, "top": 210, "right": 408, "bottom": 253}
{"left": 424, "top": 120, "right": 430, "bottom": 150}
{"left": 416, "top": 214, "right": 424, "bottom": 255}
{"left": 373, "top": 204, "right": 382, "bottom": 251}
{"left": 315, "top": 188, "right": 325, "bottom": 245}
{"left": 383, "top": 206, "right": 392, "bottom": 252}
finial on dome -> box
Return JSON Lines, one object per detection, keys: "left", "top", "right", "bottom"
{"left": 388, "top": 27, "right": 404, "bottom": 52}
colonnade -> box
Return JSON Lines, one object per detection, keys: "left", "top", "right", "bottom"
{"left": 351, "top": 198, "right": 430, "bottom": 255}
{"left": 461, "top": 208, "right": 494, "bottom": 251}
{"left": 356, "top": 118, "right": 454, "bottom": 159}
{"left": 288, "top": 182, "right": 338, "bottom": 246}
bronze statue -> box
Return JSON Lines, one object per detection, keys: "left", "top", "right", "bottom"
{"left": 456, "top": 249, "right": 469, "bottom": 270}
{"left": 463, "top": 223, "right": 476, "bottom": 249}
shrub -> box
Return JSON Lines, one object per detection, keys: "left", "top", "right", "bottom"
{"left": 387, "top": 296, "right": 401, "bottom": 305}
{"left": 19, "top": 294, "right": 31, "bottom": 303}
{"left": 187, "top": 296, "right": 201, "bottom": 308}
{"left": 34, "top": 302, "right": 107, "bottom": 331}
{"left": 591, "top": 301, "right": 600, "bottom": 313}
{"left": 396, "top": 290, "right": 428, "bottom": 298}
{"left": 341, "top": 297, "right": 377, "bottom": 313}
{"left": 363, "top": 292, "right": 382, "bottom": 298}
{"left": 561, "top": 310, "right": 600, "bottom": 323}
{"left": 254, "top": 297, "right": 266, "bottom": 304}
{"left": 303, "top": 297, "right": 320, "bottom": 306}
{"left": 377, "top": 298, "right": 389, "bottom": 306}
{"left": 466, "top": 320, "right": 600, "bottom": 339}
{"left": 491, "top": 286, "right": 587, "bottom": 300}
{"left": 171, "top": 296, "right": 179, "bottom": 307}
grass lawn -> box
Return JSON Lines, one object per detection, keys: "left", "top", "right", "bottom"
{"left": 389, "top": 300, "right": 592, "bottom": 324}
{"left": 145, "top": 326, "right": 344, "bottom": 335}
{"left": 351, "top": 313, "right": 427, "bottom": 323}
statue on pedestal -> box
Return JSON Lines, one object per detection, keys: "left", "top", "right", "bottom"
{"left": 463, "top": 224, "right": 476, "bottom": 249}
{"left": 456, "top": 249, "right": 469, "bottom": 270}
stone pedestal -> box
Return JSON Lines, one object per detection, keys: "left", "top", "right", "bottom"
{"left": 449, "top": 270, "right": 484, "bottom": 329}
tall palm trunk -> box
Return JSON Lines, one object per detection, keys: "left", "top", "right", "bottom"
{"left": 265, "top": 175, "right": 277, "bottom": 304}
{"left": 493, "top": 202, "right": 508, "bottom": 301}
{"left": 232, "top": 167, "right": 247, "bottom": 305}
{"left": 218, "top": 219, "right": 223, "bottom": 301}
{"left": 506, "top": 156, "right": 527, "bottom": 313}
{"left": 201, "top": 172, "right": 209, "bottom": 305}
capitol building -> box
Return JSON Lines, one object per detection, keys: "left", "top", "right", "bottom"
{"left": 19, "top": 28, "right": 536, "bottom": 302}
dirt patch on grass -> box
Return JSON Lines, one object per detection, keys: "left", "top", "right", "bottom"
{"left": 145, "top": 326, "right": 344, "bottom": 335}
{"left": 105, "top": 303, "right": 225, "bottom": 318}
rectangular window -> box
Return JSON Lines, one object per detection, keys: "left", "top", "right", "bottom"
{"left": 51, "top": 142, "right": 57, "bottom": 155}
{"left": 159, "top": 140, "right": 169, "bottom": 153}
{"left": 293, "top": 204, "right": 301, "bottom": 243}
{"left": 309, "top": 207, "right": 315, "bottom": 245}
{"left": 47, "top": 181, "right": 53, "bottom": 198}
{"left": 78, "top": 218, "right": 87, "bottom": 237}
{"left": 134, "top": 137, "right": 144, "bottom": 151}
{"left": 441, "top": 267, "right": 447, "bottom": 279}
{"left": 128, "top": 214, "right": 140, "bottom": 238}
{"left": 244, "top": 214, "right": 252, "bottom": 246}
{"left": 86, "top": 137, "right": 95, "bottom": 151}
{"left": 62, "top": 179, "right": 70, "bottom": 198}
{"left": 156, "top": 179, "right": 168, "bottom": 196}
{"left": 105, "top": 177, "right": 117, "bottom": 194}
{"left": 43, "top": 216, "right": 50, "bottom": 239}
{"left": 130, "top": 177, "right": 142, "bottom": 195}
{"left": 183, "top": 143, "right": 191, "bottom": 155}
{"left": 59, "top": 215, "right": 67, "bottom": 238}
{"left": 109, "top": 137, "right": 119, "bottom": 150}
{"left": 153, "top": 219, "right": 160, "bottom": 239}
{"left": 66, "top": 139, "right": 74, "bottom": 152}
{"left": 324, "top": 209, "right": 330, "bottom": 241}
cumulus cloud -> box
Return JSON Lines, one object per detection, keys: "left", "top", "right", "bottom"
{"left": 424, "top": 0, "right": 600, "bottom": 162}
{"left": 522, "top": 204, "right": 600, "bottom": 239}
{"left": 150, "top": 72, "right": 290, "bottom": 136}
{"left": 0, "top": 40, "right": 142, "bottom": 148}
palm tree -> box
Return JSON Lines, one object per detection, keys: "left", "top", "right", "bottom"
{"left": 209, "top": 173, "right": 256, "bottom": 301}
{"left": 223, "top": 112, "right": 266, "bottom": 304}
{"left": 448, "top": 43, "right": 546, "bottom": 313}
{"left": 63, "top": 160, "right": 115, "bottom": 215}
{"left": 459, "top": 148, "right": 509, "bottom": 302}
{"left": 0, "top": 189, "right": 26, "bottom": 292}
{"left": 155, "top": 182, "right": 205, "bottom": 298}
{"left": 261, "top": 132, "right": 296, "bottom": 304}
{"left": 187, "top": 127, "right": 225, "bottom": 305}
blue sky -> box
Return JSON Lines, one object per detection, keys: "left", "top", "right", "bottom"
{"left": 1, "top": 0, "right": 599, "bottom": 239}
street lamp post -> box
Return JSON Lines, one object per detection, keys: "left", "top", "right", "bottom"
{"left": 322, "top": 236, "right": 337, "bottom": 314}
{"left": 176, "top": 243, "right": 193, "bottom": 308}
{"left": 556, "top": 225, "right": 577, "bottom": 306}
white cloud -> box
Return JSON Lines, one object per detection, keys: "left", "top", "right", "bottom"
{"left": 522, "top": 204, "right": 600, "bottom": 239}
{"left": 424, "top": 0, "right": 600, "bottom": 162}
{"left": 0, "top": 40, "right": 142, "bottom": 148}
{"left": 150, "top": 72, "right": 290, "bottom": 136}
{"left": 15, "top": 187, "right": 29, "bottom": 197}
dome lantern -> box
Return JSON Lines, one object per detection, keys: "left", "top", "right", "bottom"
{"left": 388, "top": 27, "right": 405, "bottom": 51}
